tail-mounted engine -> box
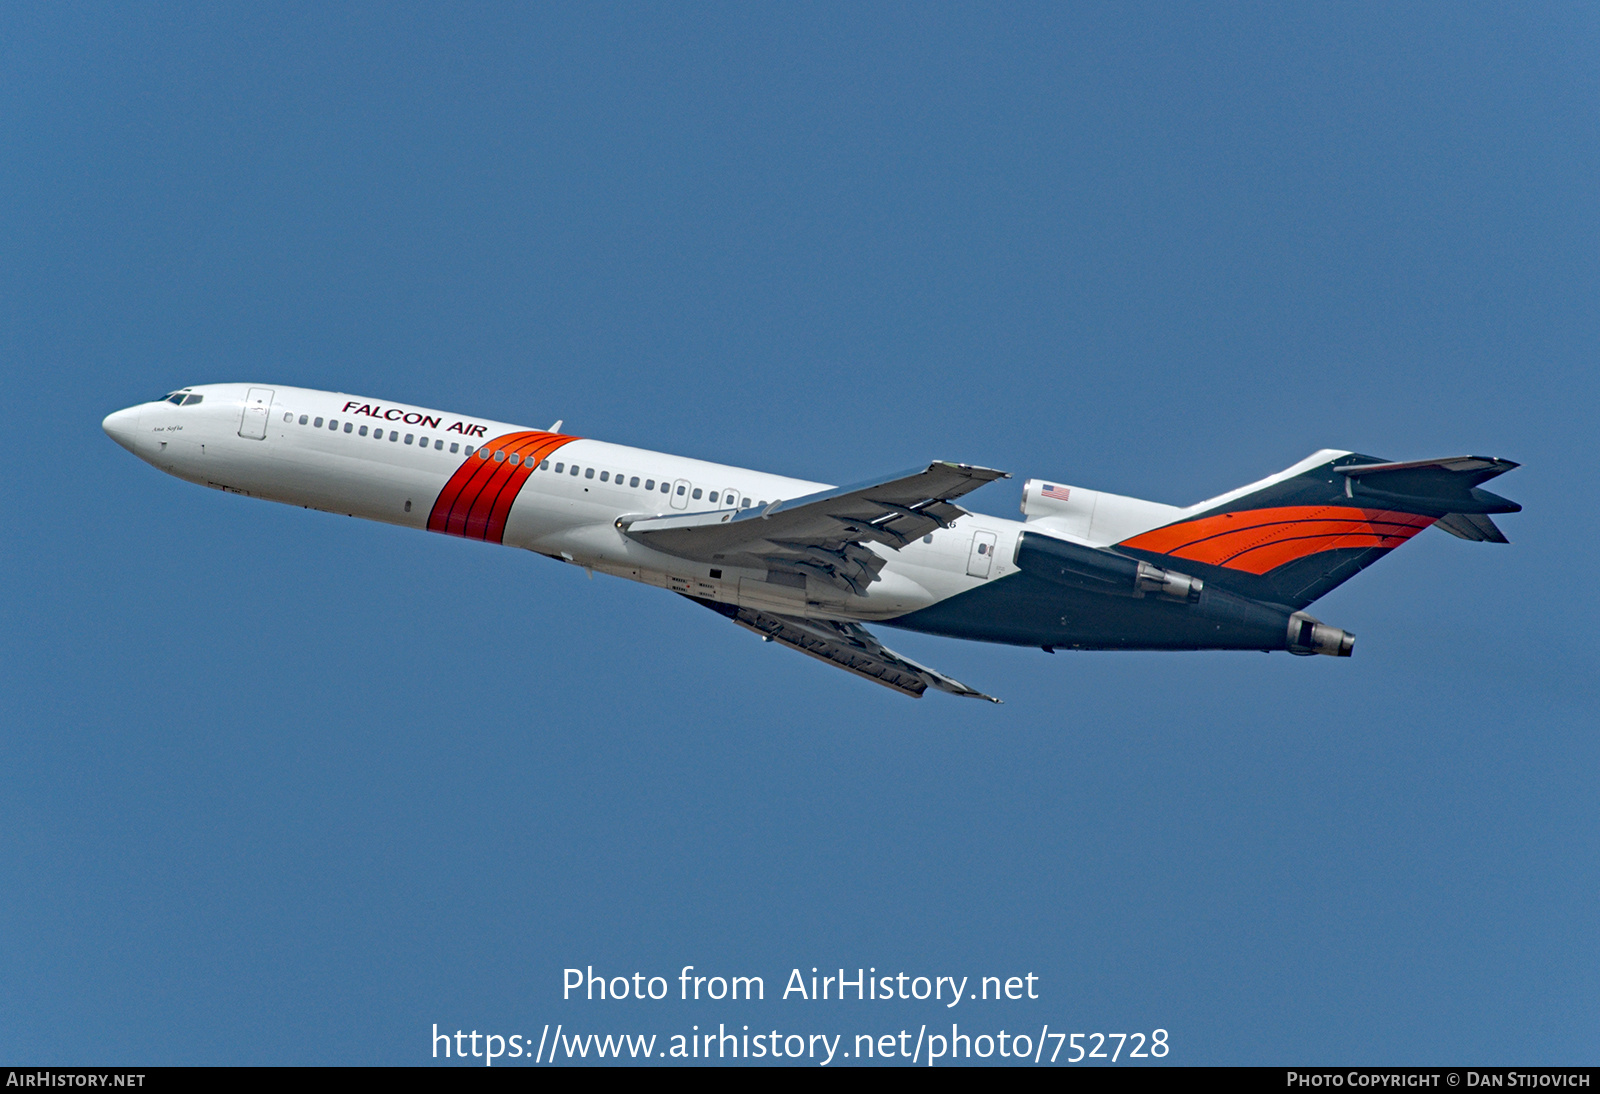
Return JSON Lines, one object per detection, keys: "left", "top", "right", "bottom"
{"left": 1014, "top": 531, "right": 1203, "bottom": 603}
{"left": 1287, "top": 612, "right": 1354, "bottom": 657}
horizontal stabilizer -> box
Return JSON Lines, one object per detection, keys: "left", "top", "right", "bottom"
{"left": 1336, "top": 455, "right": 1520, "bottom": 515}
{"left": 689, "top": 597, "right": 1000, "bottom": 702}
{"left": 1114, "top": 449, "right": 1522, "bottom": 610}
{"left": 1434, "top": 511, "right": 1510, "bottom": 543}
{"left": 1336, "top": 455, "right": 1518, "bottom": 478}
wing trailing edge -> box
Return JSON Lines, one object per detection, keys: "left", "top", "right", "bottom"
{"left": 687, "top": 596, "right": 1000, "bottom": 702}
{"left": 622, "top": 461, "right": 1008, "bottom": 597}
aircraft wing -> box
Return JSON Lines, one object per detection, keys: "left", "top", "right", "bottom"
{"left": 619, "top": 461, "right": 1008, "bottom": 595}
{"left": 690, "top": 597, "right": 1000, "bottom": 702}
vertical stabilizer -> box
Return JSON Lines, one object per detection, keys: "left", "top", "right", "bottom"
{"left": 1112, "top": 453, "right": 1520, "bottom": 609}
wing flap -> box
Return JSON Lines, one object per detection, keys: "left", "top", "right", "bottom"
{"left": 622, "top": 461, "right": 1009, "bottom": 585}
{"left": 690, "top": 597, "right": 1000, "bottom": 702}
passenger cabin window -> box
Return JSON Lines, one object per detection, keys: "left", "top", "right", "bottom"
{"left": 434, "top": 439, "right": 442, "bottom": 450}
{"left": 419, "top": 435, "right": 429, "bottom": 446}
{"left": 464, "top": 446, "right": 475, "bottom": 456}
{"left": 389, "top": 430, "right": 399, "bottom": 441}
{"left": 645, "top": 479, "right": 655, "bottom": 490}
{"left": 284, "top": 412, "right": 293, "bottom": 423}
{"left": 405, "top": 434, "right": 414, "bottom": 445}
{"left": 692, "top": 488, "right": 702, "bottom": 499}
{"left": 540, "top": 460, "right": 549, "bottom": 470}
{"left": 450, "top": 443, "right": 459, "bottom": 453}
{"left": 661, "top": 482, "right": 670, "bottom": 493}
{"left": 359, "top": 425, "right": 368, "bottom": 436}
{"left": 585, "top": 468, "right": 594, "bottom": 479}
{"left": 508, "top": 453, "right": 520, "bottom": 465}
{"left": 570, "top": 465, "right": 579, "bottom": 476}
{"left": 630, "top": 476, "right": 639, "bottom": 488}
{"left": 707, "top": 491, "right": 717, "bottom": 502}
{"left": 344, "top": 423, "right": 353, "bottom": 433}
{"left": 299, "top": 415, "right": 309, "bottom": 425}
{"left": 554, "top": 463, "right": 564, "bottom": 473}
{"left": 329, "top": 419, "right": 338, "bottom": 429}
{"left": 493, "top": 450, "right": 505, "bottom": 462}
{"left": 314, "top": 417, "right": 324, "bottom": 428}
{"left": 599, "top": 471, "right": 608, "bottom": 482}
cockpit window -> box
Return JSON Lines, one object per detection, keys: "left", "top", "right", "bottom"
{"left": 181, "top": 394, "right": 203, "bottom": 406}
{"left": 162, "top": 392, "right": 184, "bottom": 404}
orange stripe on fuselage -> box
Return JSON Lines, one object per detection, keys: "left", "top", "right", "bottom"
{"left": 427, "top": 430, "right": 578, "bottom": 543}
{"left": 1118, "top": 506, "right": 1435, "bottom": 575}
{"left": 432, "top": 450, "right": 502, "bottom": 536}
{"left": 474, "top": 433, "right": 574, "bottom": 542}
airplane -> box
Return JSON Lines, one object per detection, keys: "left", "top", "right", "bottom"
{"left": 102, "top": 383, "right": 1521, "bottom": 703}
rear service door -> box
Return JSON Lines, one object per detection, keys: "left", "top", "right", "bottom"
{"left": 966, "top": 530, "right": 998, "bottom": 579}
{"left": 238, "top": 388, "right": 274, "bottom": 440}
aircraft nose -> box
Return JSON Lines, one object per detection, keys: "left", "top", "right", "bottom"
{"left": 102, "top": 406, "right": 142, "bottom": 452}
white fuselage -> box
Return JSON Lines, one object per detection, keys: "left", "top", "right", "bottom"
{"left": 103, "top": 383, "right": 1037, "bottom": 622}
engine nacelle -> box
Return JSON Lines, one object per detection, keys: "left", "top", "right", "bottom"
{"left": 1014, "top": 531, "right": 1203, "bottom": 603}
{"left": 1287, "top": 612, "right": 1354, "bottom": 657}
{"left": 1135, "top": 561, "right": 1204, "bottom": 602}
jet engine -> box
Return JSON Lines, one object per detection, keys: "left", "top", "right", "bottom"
{"left": 1014, "top": 531, "right": 1203, "bottom": 603}
{"left": 1287, "top": 612, "right": 1355, "bottom": 657}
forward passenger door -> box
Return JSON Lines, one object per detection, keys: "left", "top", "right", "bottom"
{"left": 238, "top": 388, "right": 274, "bottom": 440}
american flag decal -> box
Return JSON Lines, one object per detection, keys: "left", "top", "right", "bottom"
{"left": 1041, "top": 483, "right": 1071, "bottom": 501}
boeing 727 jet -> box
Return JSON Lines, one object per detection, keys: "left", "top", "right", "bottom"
{"left": 103, "top": 384, "right": 1521, "bottom": 701}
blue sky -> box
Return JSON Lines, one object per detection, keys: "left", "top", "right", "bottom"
{"left": 2, "top": 2, "right": 1597, "bottom": 1065}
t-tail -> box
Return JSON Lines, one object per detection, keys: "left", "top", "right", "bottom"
{"left": 1012, "top": 450, "right": 1519, "bottom": 659}
{"left": 1110, "top": 450, "right": 1520, "bottom": 614}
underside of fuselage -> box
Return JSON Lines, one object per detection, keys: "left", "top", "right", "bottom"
{"left": 885, "top": 570, "right": 1296, "bottom": 652}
